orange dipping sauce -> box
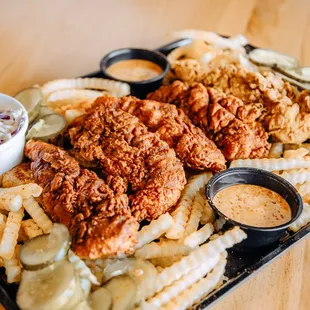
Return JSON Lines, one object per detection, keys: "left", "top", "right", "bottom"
{"left": 213, "top": 184, "right": 292, "bottom": 227}
{"left": 106, "top": 59, "right": 163, "bottom": 82}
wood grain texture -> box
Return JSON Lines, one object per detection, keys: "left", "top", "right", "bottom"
{"left": 0, "top": 1, "right": 310, "bottom": 309}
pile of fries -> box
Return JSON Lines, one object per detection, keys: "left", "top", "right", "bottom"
{"left": 0, "top": 183, "right": 53, "bottom": 283}
{"left": 1, "top": 149, "right": 310, "bottom": 309}
{"left": 85, "top": 173, "right": 247, "bottom": 310}
{"left": 41, "top": 77, "right": 130, "bottom": 123}
{"left": 231, "top": 145, "right": 310, "bottom": 232}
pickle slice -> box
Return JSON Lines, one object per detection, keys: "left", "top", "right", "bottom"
{"left": 103, "top": 258, "right": 157, "bottom": 304}
{"left": 275, "top": 66, "right": 310, "bottom": 83}
{"left": 27, "top": 113, "right": 66, "bottom": 141}
{"left": 20, "top": 223, "right": 71, "bottom": 270}
{"left": 90, "top": 287, "right": 112, "bottom": 310}
{"left": 17, "top": 259, "right": 80, "bottom": 310}
{"left": 15, "top": 87, "right": 43, "bottom": 124}
{"left": 104, "top": 275, "right": 137, "bottom": 310}
{"left": 249, "top": 48, "right": 299, "bottom": 69}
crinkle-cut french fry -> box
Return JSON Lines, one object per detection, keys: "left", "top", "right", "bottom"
{"left": 144, "top": 254, "right": 221, "bottom": 309}
{"left": 209, "top": 234, "right": 220, "bottom": 241}
{"left": 171, "top": 30, "right": 247, "bottom": 50}
{"left": 0, "top": 194, "right": 22, "bottom": 212}
{"left": 161, "top": 256, "right": 227, "bottom": 310}
{"left": 135, "top": 213, "right": 174, "bottom": 250}
{"left": 200, "top": 200, "right": 215, "bottom": 225}
{"left": 68, "top": 250, "right": 99, "bottom": 285}
{"left": 183, "top": 223, "right": 214, "bottom": 248}
{"left": 283, "top": 148, "right": 309, "bottom": 159}
{"left": 0, "top": 209, "right": 24, "bottom": 259}
{"left": 289, "top": 203, "right": 310, "bottom": 232}
{"left": 275, "top": 169, "right": 310, "bottom": 185}
{"left": 41, "top": 78, "right": 130, "bottom": 97}
{"left": 0, "top": 213, "right": 7, "bottom": 240}
{"left": 135, "top": 239, "right": 192, "bottom": 260}
{"left": 0, "top": 184, "right": 42, "bottom": 199}
{"left": 166, "top": 172, "right": 212, "bottom": 239}
{"left": 149, "top": 255, "right": 184, "bottom": 268}
{"left": 296, "top": 182, "right": 310, "bottom": 197}
{"left": 230, "top": 158, "right": 310, "bottom": 171}
{"left": 4, "top": 245, "right": 21, "bottom": 283}
{"left": 93, "top": 265, "right": 104, "bottom": 286}
{"left": 21, "top": 219, "right": 43, "bottom": 239}
{"left": 183, "top": 192, "right": 204, "bottom": 238}
{"left": 80, "top": 277, "right": 91, "bottom": 297}
{"left": 22, "top": 197, "right": 52, "bottom": 233}
{"left": 46, "top": 89, "right": 106, "bottom": 103}
{"left": 214, "top": 217, "right": 226, "bottom": 232}
{"left": 145, "top": 227, "right": 246, "bottom": 299}
{"left": 268, "top": 143, "right": 283, "bottom": 158}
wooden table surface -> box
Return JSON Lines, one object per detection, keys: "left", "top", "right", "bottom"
{"left": 0, "top": 0, "right": 310, "bottom": 309}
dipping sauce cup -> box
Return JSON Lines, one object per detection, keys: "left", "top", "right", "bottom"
{"left": 206, "top": 168, "right": 303, "bottom": 250}
{"left": 100, "top": 48, "right": 170, "bottom": 98}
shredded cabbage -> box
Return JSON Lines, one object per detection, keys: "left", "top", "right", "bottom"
{"left": 0, "top": 109, "right": 25, "bottom": 144}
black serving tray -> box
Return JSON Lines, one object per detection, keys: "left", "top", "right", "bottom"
{"left": 1, "top": 38, "right": 309, "bottom": 310}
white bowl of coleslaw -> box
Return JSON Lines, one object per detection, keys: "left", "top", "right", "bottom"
{"left": 0, "top": 93, "right": 28, "bottom": 175}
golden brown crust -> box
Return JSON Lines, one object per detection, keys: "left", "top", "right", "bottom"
{"left": 167, "top": 61, "right": 310, "bottom": 144}
{"left": 93, "top": 95, "right": 226, "bottom": 172}
{"left": 148, "top": 81, "right": 270, "bottom": 161}
{"left": 59, "top": 104, "right": 186, "bottom": 221}
{"left": 25, "top": 140, "right": 139, "bottom": 259}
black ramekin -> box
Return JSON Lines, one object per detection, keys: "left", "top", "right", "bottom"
{"left": 100, "top": 48, "right": 170, "bottom": 98}
{"left": 206, "top": 168, "right": 303, "bottom": 251}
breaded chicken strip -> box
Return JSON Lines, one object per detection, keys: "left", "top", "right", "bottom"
{"left": 148, "top": 81, "right": 270, "bottom": 160}
{"left": 25, "top": 140, "right": 139, "bottom": 259}
{"left": 93, "top": 96, "right": 226, "bottom": 172}
{"left": 58, "top": 103, "right": 186, "bottom": 221}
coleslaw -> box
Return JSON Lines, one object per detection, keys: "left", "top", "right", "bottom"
{"left": 0, "top": 109, "right": 26, "bottom": 144}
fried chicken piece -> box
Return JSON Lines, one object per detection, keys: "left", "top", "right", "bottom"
{"left": 171, "top": 59, "right": 206, "bottom": 85}
{"left": 170, "top": 61, "right": 310, "bottom": 143}
{"left": 25, "top": 140, "right": 138, "bottom": 259}
{"left": 148, "top": 81, "right": 270, "bottom": 160}
{"left": 2, "top": 163, "right": 34, "bottom": 187}
{"left": 58, "top": 104, "right": 186, "bottom": 221}
{"left": 93, "top": 96, "right": 226, "bottom": 172}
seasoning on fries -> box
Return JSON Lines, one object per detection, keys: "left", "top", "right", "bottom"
{"left": 166, "top": 172, "right": 212, "bottom": 239}
{"left": 135, "top": 213, "right": 174, "bottom": 250}
{"left": 22, "top": 197, "right": 53, "bottom": 233}
{"left": 0, "top": 208, "right": 24, "bottom": 259}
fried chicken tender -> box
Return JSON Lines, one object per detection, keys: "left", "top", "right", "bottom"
{"left": 58, "top": 103, "right": 186, "bottom": 221}
{"left": 148, "top": 81, "right": 270, "bottom": 160}
{"left": 25, "top": 140, "right": 139, "bottom": 259}
{"left": 204, "top": 65, "right": 310, "bottom": 143}
{"left": 168, "top": 60, "right": 310, "bottom": 144}
{"left": 93, "top": 96, "right": 226, "bottom": 172}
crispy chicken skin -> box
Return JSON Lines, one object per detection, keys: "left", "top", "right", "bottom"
{"left": 58, "top": 103, "right": 186, "bottom": 221}
{"left": 93, "top": 96, "right": 226, "bottom": 172}
{"left": 25, "top": 140, "right": 139, "bottom": 259}
{"left": 166, "top": 60, "right": 310, "bottom": 144}
{"left": 148, "top": 81, "right": 270, "bottom": 161}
